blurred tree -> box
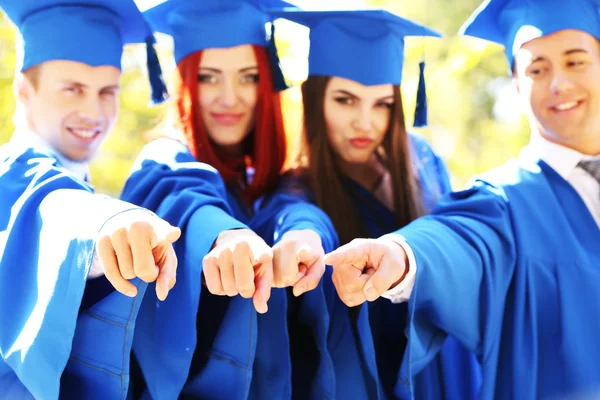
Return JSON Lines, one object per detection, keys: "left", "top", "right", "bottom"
{"left": 0, "top": 0, "right": 532, "bottom": 196}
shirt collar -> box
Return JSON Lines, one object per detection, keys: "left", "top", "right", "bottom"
{"left": 523, "top": 134, "right": 599, "bottom": 181}
{"left": 9, "top": 127, "right": 90, "bottom": 182}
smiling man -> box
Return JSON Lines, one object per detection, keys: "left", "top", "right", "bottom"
{"left": 322, "top": 0, "right": 600, "bottom": 398}
{"left": 0, "top": 0, "right": 181, "bottom": 398}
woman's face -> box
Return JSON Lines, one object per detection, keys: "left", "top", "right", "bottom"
{"left": 323, "top": 76, "right": 394, "bottom": 165}
{"left": 197, "top": 44, "right": 259, "bottom": 154}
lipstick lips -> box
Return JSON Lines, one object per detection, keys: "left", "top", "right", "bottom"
{"left": 210, "top": 112, "right": 244, "bottom": 126}
{"left": 349, "top": 137, "right": 374, "bottom": 149}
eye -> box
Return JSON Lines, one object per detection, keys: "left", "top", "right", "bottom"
{"left": 197, "top": 74, "right": 218, "bottom": 84}
{"left": 526, "top": 66, "right": 548, "bottom": 78}
{"left": 376, "top": 102, "right": 394, "bottom": 109}
{"left": 566, "top": 59, "right": 586, "bottom": 68}
{"left": 62, "top": 86, "right": 84, "bottom": 96}
{"left": 334, "top": 97, "right": 355, "bottom": 106}
{"left": 240, "top": 73, "right": 259, "bottom": 84}
{"left": 100, "top": 88, "right": 118, "bottom": 97}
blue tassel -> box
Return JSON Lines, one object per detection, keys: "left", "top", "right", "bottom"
{"left": 413, "top": 61, "right": 428, "bottom": 128}
{"left": 145, "top": 36, "right": 169, "bottom": 105}
{"left": 267, "top": 23, "right": 289, "bottom": 92}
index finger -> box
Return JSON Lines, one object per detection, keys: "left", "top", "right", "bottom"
{"left": 324, "top": 239, "right": 370, "bottom": 268}
{"left": 233, "top": 241, "right": 256, "bottom": 299}
{"left": 129, "top": 221, "right": 160, "bottom": 283}
{"left": 155, "top": 245, "right": 178, "bottom": 301}
{"left": 253, "top": 259, "right": 273, "bottom": 314}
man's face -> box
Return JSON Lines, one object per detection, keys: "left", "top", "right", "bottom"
{"left": 514, "top": 29, "right": 600, "bottom": 155}
{"left": 18, "top": 60, "right": 121, "bottom": 162}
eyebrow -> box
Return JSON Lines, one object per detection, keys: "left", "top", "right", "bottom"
{"left": 564, "top": 48, "right": 588, "bottom": 56}
{"left": 60, "top": 81, "right": 88, "bottom": 88}
{"left": 332, "top": 89, "right": 358, "bottom": 98}
{"left": 198, "top": 66, "right": 259, "bottom": 74}
{"left": 100, "top": 85, "right": 120, "bottom": 91}
{"left": 531, "top": 48, "right": 589, "bottom": 64}
{"left": 332, "top": 89, "right": 394, "bottom": 102}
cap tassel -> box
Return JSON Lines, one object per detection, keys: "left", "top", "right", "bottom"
{"left": 413, "top": 61, "right": 428, "bottom": 128}
{"left": 145, "top": 36, "right": 169, "bottom": 105}
{"left": 267, "top": 23, "right": 289, "bottom": 92}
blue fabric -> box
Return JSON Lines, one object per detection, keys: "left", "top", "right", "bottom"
{"left": 348, "top": 133, "right": 481, "bottom": 400}
{"left": 269, "top": 9, "right": 440, "bottom": 86}
{"left": 0, "top": 144, "right": 147, "bottom": 399}
{"left": 0, "top": 0, "right": 154, "bottom": 71}
{"left": 253, "top": 173, "right": 341, "bottom": 399}
{"left": 259, "top": 133, "right": 481, "bottom": 399}
{"left": 143, "top": 0, "right": 295, "bottom": 65}
{"left": 396, "top": 152, "right": 600, "bottom": 399}
{"left": 120, "top": 138, "right": 337, "bottom": 399}
{"left": 459, "top": 0, "right": 600, "bottom": 67}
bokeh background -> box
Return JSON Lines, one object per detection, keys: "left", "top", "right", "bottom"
{"left": 0, "top": 0, "right": 531, "bottom": 197}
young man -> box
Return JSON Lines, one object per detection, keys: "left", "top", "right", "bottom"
{"left": 324, "top": 0, "right": 600, "bottom": 398}
{"left": 0, "top": 0, "right": 180, "bottom": 398}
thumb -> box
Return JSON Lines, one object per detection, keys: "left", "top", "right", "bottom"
{"left": 296, "top": 246, "right": 313, "bottom": 264}
{"left": 152, "top": 220, "right": 181, "bottom": 247}
{"left": 252, "top": 243, "right": 273, "bottom": 265}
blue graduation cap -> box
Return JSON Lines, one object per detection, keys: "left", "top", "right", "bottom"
{"left": 143, "top": 0, "right": 297, "bottom": 91}
{"left": 0, "top": 0, "right": 169, "bottom": 104}
{"left": 269, "top": 9, "right": 441, "bottom": 126}
{"left": 460, "top": 0, "right": 600, "bottom": 68}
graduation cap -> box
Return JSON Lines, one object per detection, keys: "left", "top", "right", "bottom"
{"left": 460, "top": 0, "right": 600, "bottom": 68}
{"left": 269, "top": 9, "right": 441, "bottom": 127}
{"left": 0, "top": 0, "right": 169, "bottom": 104}
{"left": 143, "top": 0, "right": 297, "bottom": 91}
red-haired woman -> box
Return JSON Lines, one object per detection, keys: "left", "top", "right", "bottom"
{"left": 120, "top": 1, "right": 339, "bottom": 399}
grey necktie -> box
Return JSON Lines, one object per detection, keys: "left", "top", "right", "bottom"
{"left": 578, "top": 159, "right": 600, "bottom": 184}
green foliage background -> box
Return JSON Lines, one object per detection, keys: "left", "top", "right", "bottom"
{"left": 0, "top": 0, "right": 531, "bottom": 197}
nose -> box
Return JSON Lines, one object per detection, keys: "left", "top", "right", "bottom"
{"left": 78, "top": 94, "right": 102, "bottom": 122}
{"left": 352, "top": 105, "right": 373, "bottom": 133}
{"left": 219, "top": 79, "right": 238, "bottom": 108}
{"left": 549, "top": 68, "right": 575, "bottom": 95}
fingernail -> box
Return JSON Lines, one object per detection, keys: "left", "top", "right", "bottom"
{"left": 125, "top": 290, "right": 137, "bottom": 298}
{"left": 365, "top": 287, "right": 378, "bottom": 301}
{"left": 258, "top": 303, "right": 268, "bottom": 314}
{"left": 294, "top": 285, "right": 306, "bottom": 297}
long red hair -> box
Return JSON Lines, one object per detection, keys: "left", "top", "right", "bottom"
{"left": 170, "top": 45, "right": 287, "bottom": 202}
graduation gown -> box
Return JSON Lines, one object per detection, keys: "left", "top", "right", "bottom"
{"left": 120, "top": 138, "right": 338, "bottom": 399}
{"left": 349, "top": 133, "right": 481, "bottom": 400}
{"left": 263, "top": 133, "right": 482, "bottom": 400}
{"left": 0, "top": 143, "right": 147, "bottom": 400}
{"left": 396, "top": 150, "right": 600, "bottom": 399}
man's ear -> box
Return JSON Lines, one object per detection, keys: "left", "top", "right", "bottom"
{"left": 512, "top": 61, "right": 521, "bottom": 95}
{"left": 14, "top": 73, "right": 33, "bottom": 108}
{"left": 513, "top": 76, "right": 521, "bottom": 95}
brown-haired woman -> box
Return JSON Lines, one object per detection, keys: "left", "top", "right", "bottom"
{"left": 268, "top": 8, "right": 483, "bottom": 400}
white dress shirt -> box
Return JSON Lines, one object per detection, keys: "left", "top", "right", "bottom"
{"left": 382, "top": 135, "right": 600, "bottom": 303}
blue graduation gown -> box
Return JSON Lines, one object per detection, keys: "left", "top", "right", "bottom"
{"left": 349, "top": 133, "right": 481, "bottom": 400}
{"left": 0, "top": 144, "right": 147, "bottom": 399}
{"left": 120, "top": 138, "right": 337, "bottom": 399}
{"left": 396, "top": 151, "right": 600, "bottom": 399}
{"left": 262, "top": 133, "right": 482, "bottom": 400}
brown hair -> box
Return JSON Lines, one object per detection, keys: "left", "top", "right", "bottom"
{"left": 301, "top": 76, "right": 424, "bottom": 245}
